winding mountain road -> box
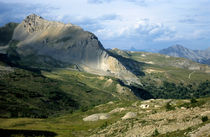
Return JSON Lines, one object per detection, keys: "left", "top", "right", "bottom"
{"left": 189, "top": 71, "right": 195, "bottom": 79}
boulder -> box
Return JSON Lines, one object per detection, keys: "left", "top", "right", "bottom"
{"left": 122, "top": 112, "right": 137, "bottom": 120}
{"left": 83, "top": 113, "right": 109, "bottom": 121}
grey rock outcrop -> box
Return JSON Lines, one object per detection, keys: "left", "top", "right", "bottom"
{"left": 83, "top": 113, "right": 109, "bottom": 121}
{"left": 122, "top": 112, "right": 137, "bottom": 120}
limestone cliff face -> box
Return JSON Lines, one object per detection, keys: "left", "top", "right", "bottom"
{"left": 12, "top": 14, "right": 139, "bottom": 84}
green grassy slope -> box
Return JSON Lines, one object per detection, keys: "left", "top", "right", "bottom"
{"left": 109, "top": 49, "right": 210, "bottom": 99}
{"left": 0, "top": 54, "right": 138, "bottom": 118}
{"left": 0, "top": 67, "right": 78, "bottom": 118}
{"left": 42, "top": 68, "right": 138, "bottom": 103}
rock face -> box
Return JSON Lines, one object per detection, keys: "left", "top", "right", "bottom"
{"left": 12, "top": 14, "right": 139, "bottom": 83}
{"left": 159, "top": 45, "right": 210, "bottom": 65}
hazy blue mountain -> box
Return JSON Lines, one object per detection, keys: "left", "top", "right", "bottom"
{"left": 159, "top": 45, "right": 210, "bottom": 65}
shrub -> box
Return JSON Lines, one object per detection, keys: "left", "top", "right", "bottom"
{"left": 201, "top": 116, "right": 208, "bottom": 122}
{"left": 152, "top": 129, "right": 159, "bottom": 136}
{"left": 100, "top": 121, "right": 108, "bottom": 129}
{"left": 80, "top": 106, "right": 88, "bottom": 112}
{"left": 190, "top": 98, "right": 197, "bottom": 104}
{"left": 165, "top": 102, "right": 175, "bottom": 111}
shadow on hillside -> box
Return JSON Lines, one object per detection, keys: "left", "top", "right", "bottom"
{"left": 118, "top": 80, "right": 154, "bottom": 100}
{"left": 107, "top": 51, "right": 146, "bottom": 76}
{"left": 129, "top": 85, "right": 154, "bottom": 100}
{"left": 0, "top": 128, "right": 57, "bottom": 137}
{"left": 0, "top": 53, "right": 42, "bottom": 73}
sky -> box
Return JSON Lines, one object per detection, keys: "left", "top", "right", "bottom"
{"left": 0, "top": 0, "right": 210, "bottom": 51}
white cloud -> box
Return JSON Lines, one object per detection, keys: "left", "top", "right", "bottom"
{"left": 0, "top": 0, "right": 210, "bottom": 49}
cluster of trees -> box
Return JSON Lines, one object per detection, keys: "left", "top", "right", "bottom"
{"left": 140, "top": 80, "right": 210, "bottom": 99}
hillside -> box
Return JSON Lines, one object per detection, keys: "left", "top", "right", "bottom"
{"left": 0, "top": 54, "right": 139, "bottom": 118}
{"left": 0, "top": 97, "right": 209, "bottom": 137}
{"left": 159, "top": 45, "right": 210, "bottom": 65}
{"left": 109, "top": 48, "right": 210, "bottom": 99}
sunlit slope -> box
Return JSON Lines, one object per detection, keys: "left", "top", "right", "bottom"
{"left": 109, "top": 49, "right": 210, "bottom": 99}
{"left": 110, "top": 48, "right": 210, "bottom": 85}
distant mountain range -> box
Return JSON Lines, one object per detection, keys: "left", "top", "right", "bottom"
{"left": 159, "top": 45, "right": 210, "bottom": 65}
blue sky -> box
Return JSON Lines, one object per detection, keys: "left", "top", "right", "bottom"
{"left": 0, "top": 0, "right": 210, "bottom": 51}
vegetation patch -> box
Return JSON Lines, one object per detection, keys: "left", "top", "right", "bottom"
{"left": 201, "top": 116, "right": 208, "bottom": 123}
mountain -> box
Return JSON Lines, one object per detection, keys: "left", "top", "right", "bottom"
{"left": 3, "top": 14, "right": 139, "bottom": 84}
{"left": 159, "top": 45, "right": 210, "bottom": 65}
{"left": 0, "top": 14, "right": 143, "bottom": 118}
{"left": 1, "top": 14, "right": 210, "bottom": 109}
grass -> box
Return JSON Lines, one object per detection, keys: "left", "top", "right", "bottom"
{"left": 108, "top": 49, "right": 210, "bottom": 99}
{"left": 0, "top": 100, "right": 135, "bottom": 137}
{"left": 0, "top": 68, "right": 78, "bottom": 118}
{"left": 42, "top": 69, "right": 137, "bottom": 103}
{"left": 118, "top": 50, "right": 210, "bottom": 85}
{"left": 0, "top": 60, "right": 138, "bottom": 118}
{"left": 0, "top": 97, "right": 209, "bottom": 137}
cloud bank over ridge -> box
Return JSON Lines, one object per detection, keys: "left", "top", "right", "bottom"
{"left": 0, "top": 0, "right": 210, "bottom": 50}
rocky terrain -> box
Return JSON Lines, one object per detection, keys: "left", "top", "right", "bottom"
{"left": 159, "top": 45, "right": 210, "bottom": 65}
{"left": 89, "top": 98, "right": 210, "bottom": 137}
{"left": 0, "top": 98, "right": 209, "bottom": 137}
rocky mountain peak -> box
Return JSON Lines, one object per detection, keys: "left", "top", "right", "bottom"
{"left": 25, "top": 14, "right": 43, "bottom": 21}
{"left": 22, "top": 14, "right": 74, "bottom": 33}
{"left": 171, "top": 44, "right": 186, "bottom": 50}
{"left": 23, "top": 14, "right": 45, "bottom": 33}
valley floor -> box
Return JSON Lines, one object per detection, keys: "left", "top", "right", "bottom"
{"left": 0, "top": 97, "right": 210, "bottom": 137}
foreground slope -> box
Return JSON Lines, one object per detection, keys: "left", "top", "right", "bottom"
{"left": 0, "top": 98, "right": 209, "bottom": 137}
